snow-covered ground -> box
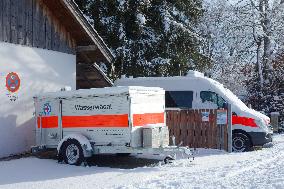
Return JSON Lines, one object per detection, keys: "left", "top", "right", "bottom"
{"left": 1, "top": 134, "right": 284, "bottom": 189}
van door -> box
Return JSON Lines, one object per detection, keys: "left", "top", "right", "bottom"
{"left": 37, "top": 98, "right": 61, "bottom": 147}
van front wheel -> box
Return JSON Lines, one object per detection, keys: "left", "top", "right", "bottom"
{"left": 232, "top": 133, "right": 252, "bottom": 152}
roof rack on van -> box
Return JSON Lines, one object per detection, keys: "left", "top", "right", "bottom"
{"left": 186, "top": 70, "right": 204, "bottom": 77}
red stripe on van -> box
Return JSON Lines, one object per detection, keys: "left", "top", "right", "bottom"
{"left": 232, "top": 115, "right": 258, "bottom": 128}
{"left": 37, "top": 116, "right": 58, "bottom": 128}
{"left": 133, "top": 113, "right": 164, "bottom": 127}
{"left": 62, "top": 114, "right": 129, "bottom": 128}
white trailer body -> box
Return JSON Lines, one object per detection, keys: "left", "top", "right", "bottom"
{"left": 33, "top": 87, "right": 187, "bottom": 165}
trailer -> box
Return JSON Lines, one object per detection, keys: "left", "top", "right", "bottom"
{"left": 32, "top": 86, "right": 191, "bottom": 165}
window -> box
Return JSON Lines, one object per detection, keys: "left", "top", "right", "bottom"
{"left": 165, "top": 91, "right": 193, "bottom": 108}
{"left": 217, "top": 95, "right": 226, "bottom": 108}
{"left": 200, "top": 91, "right": 226, "bottom": 109}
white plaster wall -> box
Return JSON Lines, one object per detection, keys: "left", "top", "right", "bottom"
{"left": 0, "top": 42, "right": 76, "bottom": 158}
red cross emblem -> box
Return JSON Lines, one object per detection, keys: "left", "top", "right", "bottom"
{"left": 43, "top": 103, "right": 51, "bottom": 115}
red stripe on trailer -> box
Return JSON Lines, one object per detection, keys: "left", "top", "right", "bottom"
{"left": 232, "top": 115, "right": 258, "bottom": 128}
{"left": 37, "top": 116, "right": 58, "bottom": 128}
{"left": 62, "top": 114, "right": 129, "bottom": 128}
{"left": 133, "top": 113, "right": 165, "bottom": 127}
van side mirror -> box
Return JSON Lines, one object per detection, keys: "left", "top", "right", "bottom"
{"left": 222, "top": 102, "right": 228, "bottom": 109}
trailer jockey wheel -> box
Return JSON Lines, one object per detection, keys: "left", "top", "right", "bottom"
{"left": 116, "top": 153, "right": 131, "bottom": 157}
{"left": 61, "top": 139, "right": 84, "bottom": 165}
{"left": 232, "top": 133, "right": 252, "bottom": 152}
{"left": 164, "top": 156, "right": 175, "bottom": 164}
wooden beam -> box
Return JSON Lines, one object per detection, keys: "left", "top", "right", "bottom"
{"left": 76, "top": 45, "right": 98, "bottom": 52}
{"left": 76, "top": 62, "right": 113, "bottom": 88}
{"left": 77, "top": 52, "right": 93, "bottom": 64}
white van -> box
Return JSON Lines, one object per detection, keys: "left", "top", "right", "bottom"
{"left": 115, "top": 71, "right": 273, "bottom": 152}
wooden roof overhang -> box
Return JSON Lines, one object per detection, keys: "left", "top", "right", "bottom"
{"left": 42, "top": 0, "right": 114, "bottom": 88}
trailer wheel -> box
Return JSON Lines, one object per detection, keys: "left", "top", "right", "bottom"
{"left": 232, "top": 133, "right": 252, "bottom": 152}
{"left": 61, "top": 139, "right": 84, "bottom": 165}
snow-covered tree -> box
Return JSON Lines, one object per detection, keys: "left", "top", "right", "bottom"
{"left": 198, "top": 0, "right": 255, "bottom": 97}
{"left": 242, "top": 0, "right": 284, "bottom": 120}
{"left": 75, "top": 0, "right": 209, "bottom": 79}
{"left": 200, "top": 0, "right": 284, "bottom": 122}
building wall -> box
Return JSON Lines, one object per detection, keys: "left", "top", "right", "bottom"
{"left": 0, "top": 42, "right": 76, "bottom": 158}
{"left": 0, "top": 0, "right": 75, "bottom": 54}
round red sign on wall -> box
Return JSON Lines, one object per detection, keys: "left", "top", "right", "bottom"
{"left": 6, "top": 72, "right": 21, "bottom": 93}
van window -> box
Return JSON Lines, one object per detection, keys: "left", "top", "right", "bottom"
{"left": 165, "top": 91, "right": 193, "bottom": 108}
{"left": 200, "top": 91, "right": 226, "bottom": 108}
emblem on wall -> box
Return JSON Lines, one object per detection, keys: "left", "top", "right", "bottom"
{"left": 6, "top": 72, "right": 21, "bottom": 93}
{"left": 43, "top": 103, "right": 52, "bottom": 115}
{"left": 5, "top": 72, "right": 20, "bottom": 101}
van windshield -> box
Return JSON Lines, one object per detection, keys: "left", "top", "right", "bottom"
{"left": 217, "top": 84, "right": 249, "bottom": 110}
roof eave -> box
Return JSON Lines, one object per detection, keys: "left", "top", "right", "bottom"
{"left": 62, "top": 0, "right": 115, "bottom": 63}
{"left": 93, "top": 63, "right": 114, "bottom": 86}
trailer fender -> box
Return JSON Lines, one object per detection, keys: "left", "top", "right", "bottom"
{"left": 57, "top": 134, "right": 93, "bottom": 158}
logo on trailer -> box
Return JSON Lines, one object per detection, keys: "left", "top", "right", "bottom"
{"left": 6, "top": 72, "right": 21, "bottom": 93}
{"left": 43, "top": 103, "right": 52, "bottom": 115}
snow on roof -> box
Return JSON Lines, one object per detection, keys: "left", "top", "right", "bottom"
{"left": 34, "top": 86, "right": 164, "bottom": 99}
{"left": 117, "top": 71, "right": 204, "bottom": 81}
{"left": 117, "top": 70, "right": 205, "bottom": 82}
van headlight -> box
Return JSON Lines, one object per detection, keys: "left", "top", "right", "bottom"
{"left": 255, "top": 119, "right": 269, "bottom": 131}
{"left": 268, "top": 124, "right": 273, "bottom": 130}
{"left": 264, "top": 118, "right": 270, "bottom": 126}
{"left": 261, "top": 120, "right": 273, "bottom": 133}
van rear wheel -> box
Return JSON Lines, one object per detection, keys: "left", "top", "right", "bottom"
{"left": 61, "top": 139, "right": 84, "bottom": 165}
{"left": 232, "top": 133, "right": 252, "bottom": 152}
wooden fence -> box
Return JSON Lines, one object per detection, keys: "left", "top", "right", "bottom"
{"left": 166, "top": 109, "right": 228, "bottom": 151}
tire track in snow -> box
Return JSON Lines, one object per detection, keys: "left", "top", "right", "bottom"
{"left": 211, "top": 138, "right": 284, "bottom": 188}
{"left": 123, "top": 135, "right": 284, "bottom": 189}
